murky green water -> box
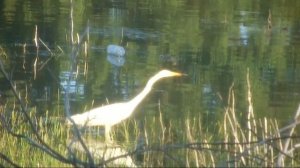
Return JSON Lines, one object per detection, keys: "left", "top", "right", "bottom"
{"left": 0, "top": 0, "right": 300, "bottom": 129}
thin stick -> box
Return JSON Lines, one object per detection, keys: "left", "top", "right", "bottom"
{"left": 70, "top": 0, "right": 74, "bottom": 44}
{"left": 33, "top": 25, "right": 39, "bottom": 80}
{"left": 246, "top": 68, "right": 253, "bottom": 144}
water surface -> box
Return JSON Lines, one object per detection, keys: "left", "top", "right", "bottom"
{"left": 0, "top": 0, "right": 300, "bottom": 131}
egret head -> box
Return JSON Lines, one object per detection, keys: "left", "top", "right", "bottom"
{"left": 156, "top": 69, "right": 183, "bottom": 78}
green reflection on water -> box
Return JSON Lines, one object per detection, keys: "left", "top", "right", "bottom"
{"left": 0, "top": 0, "right": 299, "bottom": 128}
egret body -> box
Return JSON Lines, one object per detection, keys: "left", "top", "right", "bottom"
{"left": 67, "top": 69, "right": 183, "bottom": 140}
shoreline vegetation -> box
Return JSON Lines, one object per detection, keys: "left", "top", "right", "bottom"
{"left": 0, "top": 1, "right": 300, "bottom": 166}
{"left": 1, "top": 50, "right": 300, "bottom": 166}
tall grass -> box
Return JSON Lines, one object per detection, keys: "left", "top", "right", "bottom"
{"left": 0, "top": 108, "right": 69, "bottom": 167}
{"left": 1, "top": 90, "right": 300, "bottom": 166}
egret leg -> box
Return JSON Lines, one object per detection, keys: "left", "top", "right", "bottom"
{"left": 105, "top": 125, "right": 112, "bottom": 142}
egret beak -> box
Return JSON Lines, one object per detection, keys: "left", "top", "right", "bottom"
{"left": 172, "top": 72, "right": 187, "bottom": 76}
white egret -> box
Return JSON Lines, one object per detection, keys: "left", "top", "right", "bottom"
{"left": 67, "top": 69, "right": 183, "bottom": 141}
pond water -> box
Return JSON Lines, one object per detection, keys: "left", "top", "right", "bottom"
{"left": 0, "top": 0, "right": 300, "bottom": 130}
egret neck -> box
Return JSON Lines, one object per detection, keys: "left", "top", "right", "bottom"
{"left": 128, "top": 72, "right": 172, "bottom": 109}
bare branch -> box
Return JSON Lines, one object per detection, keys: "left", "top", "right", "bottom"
{"left": 0, "top": 152, "right": 20, "bottom": 167}
{"left": 0, "top": 57, "right": 77, "bottom": 166}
